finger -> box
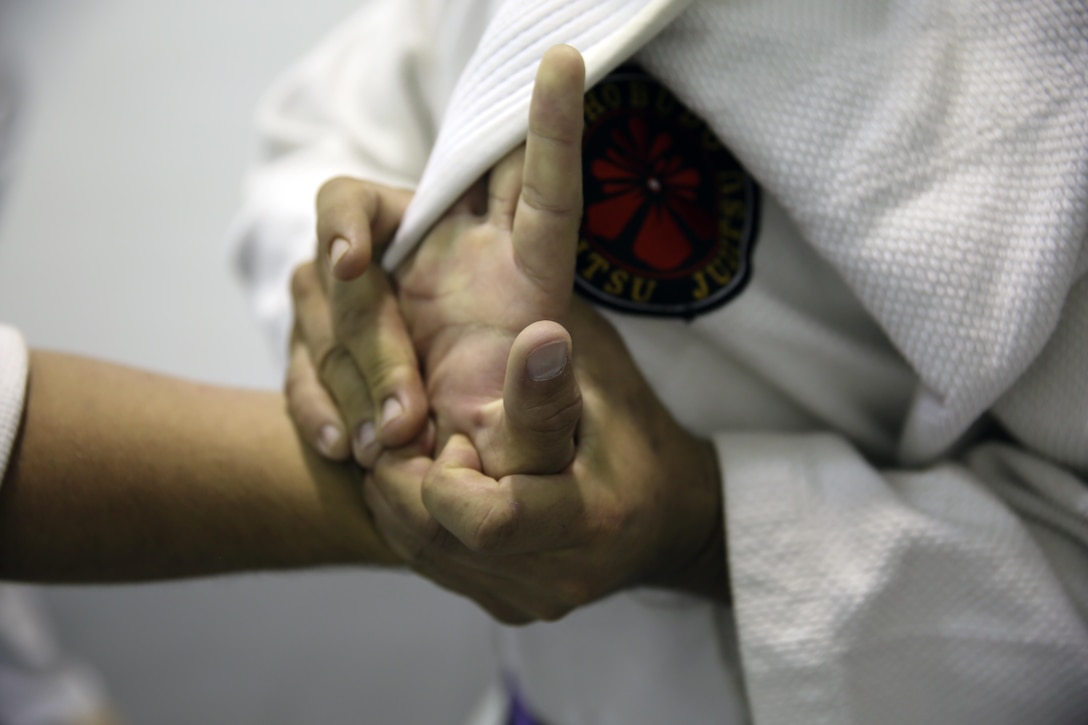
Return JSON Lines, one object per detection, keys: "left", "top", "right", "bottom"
{"left": 292, "top": 261, "right": 379, "bottom": 465}
{"left": 482, "top": 320, "right": 580, "bottom": 478}
{"left": 329, "top": 268, "right": 429, "bottom": 453}
{"left": 486, "top": 146, "right": 526, "bottom": 229}
{"left": 512, "top": 45, "right": 585, "bottom": 304}
{"left": 315, "top": 177, "right": 413, "bottom": 281}
{"left": 365, "top": 450, "right": 449, "bottom": 561}
{"left": 368, "top": 455, "right": 575, "bottom": 624}
{"left": 364, "top": 447, "right": 543, "bottom": 623}
{"left": 284, "top": 327, "right": 352, "bottom": 460}
{"left": 449, "top": 173, "right": 489, "bottom": 217}
{"left": 422, "top": 433, "right": 587, "bottom": 555}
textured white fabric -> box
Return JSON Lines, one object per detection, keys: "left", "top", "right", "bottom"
{"left": 231, "top": 0, "right": 494, "bottom": 363}
{"left": 637, "top": 0, "right": 1088, "bottom": 466}
{"left": 0, "top": 587, "right": 109, "bottom": 725}
{"left": 0, "top": 323, "right": 28, "bottom": 490}
{"left": 384, "top": 0, "right": 695, "bottom": 268}
{"left": 231, "top": 1, "right": 1088, "bottom": 723}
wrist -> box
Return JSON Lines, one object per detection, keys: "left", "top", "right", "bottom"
{"left": 647, "top": 436, "right": 729, "bottom": 603}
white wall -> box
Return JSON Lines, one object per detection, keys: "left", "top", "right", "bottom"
{"left": 0, "top": 1, "right": 493, "bottom": 722}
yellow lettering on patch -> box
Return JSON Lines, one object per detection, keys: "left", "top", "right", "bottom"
{"left": 692, "top": 245, "right": 742, "bottom": 299}
{"left": 580, "top": 252, "right": 611, "bottom": 282}
{"left": 631, "top": 277, "right": 657, "bottom": 303}
{"left": 718, "top": 218, "right": 743, "bottom": 241}
{"left": 706, "top": 251, "right": 737, "bottom": 284}
{"left": 655, "top": 87, "right": 676, "bottom": 115}
{"left": 717, "top": 171, "right": 745, "bottom": 196}
{"left": 602, "top": 83, "right": 623, "bottom": 110}
{"left": 604, "top": 269, "right": 629, "bottom": 295}
{"left": 691, "top": 272, "right": 710, "bottom": 300}
{"left": 584, "top": 90, "right": 607, "bottom": 123}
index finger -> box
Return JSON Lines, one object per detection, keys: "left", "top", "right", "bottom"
{"left": 421, "top": 434, "right": 587, "bottom": 556}
{"left": 511, "top": 45, "right": 586, "bottom": 307}
{"left": 316, "top": 177, "right": 413, "bottom": 281}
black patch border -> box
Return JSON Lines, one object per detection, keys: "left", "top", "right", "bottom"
{"left": 575, "top": 66, "right": 761, "bottom": 320}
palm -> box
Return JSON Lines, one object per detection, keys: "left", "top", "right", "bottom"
{"left": 395, "top": 176, "right": 568, "bottom": 461}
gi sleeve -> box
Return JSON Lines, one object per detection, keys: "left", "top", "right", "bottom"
{"left": 228, "top": 0, "right": 488, "bottom": 361}
{"left": 0, "top": 324, "right": 28, "bottom": 491}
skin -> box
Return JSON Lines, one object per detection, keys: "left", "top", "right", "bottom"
{"left": 287, "top": 46, "right": 728, "bottom": 622}
{"left": 0, "top": 350, "right": 399, "bottom": 582}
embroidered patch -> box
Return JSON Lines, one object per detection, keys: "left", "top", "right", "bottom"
{"left": 576, "top": 66, "right": 760, "bottom": 318}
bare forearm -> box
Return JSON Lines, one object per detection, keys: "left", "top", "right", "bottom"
{"left": 0, "top": 350, "right": 400, "bottom": 582}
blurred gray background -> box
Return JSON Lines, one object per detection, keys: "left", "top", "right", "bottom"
{"left": 0, "top": 1, "right": 493, "bottom": 722}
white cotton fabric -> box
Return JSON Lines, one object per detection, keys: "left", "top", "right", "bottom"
{"left": 383, "top": 0, "right": 695, "bottom": 269}
{"left": 0, "top": 324, "right": 28, "bottom": 490}
{"left": 0, "top": 587, "right": 110, "bottom": 725}
{"left": 231, "top": 0, "right": 1088, "bottom": 723}
{"left": 636, "top": 1, "right": 1088, "bottom": 467}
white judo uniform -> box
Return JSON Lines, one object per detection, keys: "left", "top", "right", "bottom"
{"left": 231, "top": 0, "right": 1088, "bottom": 723}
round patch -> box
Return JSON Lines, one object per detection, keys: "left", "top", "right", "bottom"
{"left": 576, "top": 66, "right": 760, "bottom": 318}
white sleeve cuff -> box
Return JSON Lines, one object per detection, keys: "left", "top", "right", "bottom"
{"left": 0, "top": 324, "right": 28, "bottom": 489}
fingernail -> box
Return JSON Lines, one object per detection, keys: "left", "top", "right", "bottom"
{"left": 353, "top": 422, "right": 381, "bottom": 467}
{"left": 357, "top": 420, "right": 376, "bottom": 445}
{"left": 381, "top": 397, "right": 404, "bottom": 427}
{"left": 527, "top": 341, "right": 569, "bottom": 381}
{"left": 329, "top": 237, "right": 350, "bottom": 268}
{"left": 317, "top": 424, "right": 341, "bottom": 456}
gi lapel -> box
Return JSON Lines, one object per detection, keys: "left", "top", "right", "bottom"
{"left": 384, "top": 0, "right": 695, "bottom": 269}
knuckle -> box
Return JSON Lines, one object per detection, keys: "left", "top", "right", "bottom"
{"left": 315, "top": 344, "right": 354, "bottom": 385}
{"left": 464, "top": 499, "right": 521, "bottom": 554}
{"left": 331, "top": 298, "right": 374, "bottom": 339}
{"left": 317, "top": 175, "right": 364, "bottom": 204}
{"left": 523, "top": 389, "right": 582, "bottom": 436}
{"left": 323, "top": 182, "right": 376, "bottom": 222}
{"left": 519, "top": 181, "right": 578, "bottom": 219}
{"left": 528, "top": 124, "right": 579, "bottom": 153}
{"left": 361, "top": 354, "right": 413, "bottom": 397}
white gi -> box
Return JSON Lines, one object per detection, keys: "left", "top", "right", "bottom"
{"left": 230, "top": 1, "right": 1088, "bottom": 723}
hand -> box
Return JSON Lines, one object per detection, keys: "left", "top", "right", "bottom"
{"left": 365, "top": 298, "right": 727, "bottom": 623}
{"left": 286, "top": 46, "right": 585, "bottom": 476}
{"left": 363, "top": 46, "right": 727, "bottom": 622}
{"left": 394, "top": 44, "right": 585, "bottom": 478}
{"left": 287, "top": 179, "right": 429, "bottom": 465}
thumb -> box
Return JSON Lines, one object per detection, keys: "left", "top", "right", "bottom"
{"left": 485, "top": 320, "right": 582, "bottom": 479}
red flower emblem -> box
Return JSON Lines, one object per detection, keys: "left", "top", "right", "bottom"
{"left": 584, "top": 116, "right": 716, "bottom": 272}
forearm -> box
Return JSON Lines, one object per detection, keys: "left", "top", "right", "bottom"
{"left": 0, "top": 350, "right": 400, "bottom": 582}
